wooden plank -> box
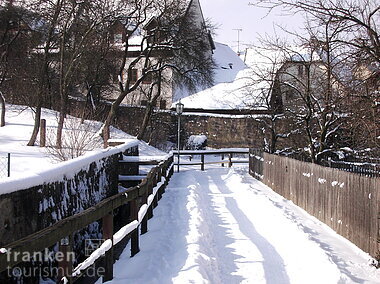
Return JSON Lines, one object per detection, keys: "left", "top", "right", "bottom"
{"left": 119, "top": 175, "right": 147, "bottom": 181}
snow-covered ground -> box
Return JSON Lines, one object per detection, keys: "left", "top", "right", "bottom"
{"left": 102, "top": 167, "right": 380, "bottom": 284}
{"left": 0, "top": 104, "right": 164, "bottom": 181}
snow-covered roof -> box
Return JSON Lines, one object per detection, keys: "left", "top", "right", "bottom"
{"left": 213, "top": 42, "right": 247, "bottom": 84}
{"left": 176, "top": 68, "right": 267, "bottom": 110}
{"left": 173, "top": 43, "right": 269, "bottom": 110}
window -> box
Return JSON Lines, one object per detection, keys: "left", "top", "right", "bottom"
{"left": 298, "top": 65, "right": 304, "bottom": 77}
{"left": 160, "top": 99, "right": 167, "bottom": 109}
{"left": 141, "top": 100, "right": 148, "bottom": 106}
{"left": 142, "top": 72, "right": 153, "bottom": 84}
{"left": 129, "top": 69, "right": 138, "bottom": 84}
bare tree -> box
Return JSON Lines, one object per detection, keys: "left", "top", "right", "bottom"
{"left": 25, "top": 0, "right": 64, "bottom": 146}
{"left": 101, "top": 0, "right": 215, "bottom": 145}
{"left": 136, "top": 70, "right": 162, "bottom": 140}
{"left": 0, "top": 3, "right": 39, "bottom": 128}
{"left": 45, "top": 116, "right": 102, "bottom": 161}
{"left": 253, "top": 0, "right": 380, "bottom": 65}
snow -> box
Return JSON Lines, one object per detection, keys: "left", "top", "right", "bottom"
{"left": 72, "top": 239, "right": 113, "bottom": 277}
{"left": 0, "top": 104, "right": 165, "bottom": 194}
{"left": 101, "top": 167, "right": 379, "bottom": 284}
{"left": 173, "top": 42, "right": 268, "bottom": 110}
{"left": 176, "top": 68, "right": 266, "bottom": 109}
{"left": 212, "top": 42, "right": 247, "bottom": 84}
{"left": 113, "top": 221, "right": 139, "bottom": 246}
{"left": 186, "top": 134, "right": 207, "bottom": 149}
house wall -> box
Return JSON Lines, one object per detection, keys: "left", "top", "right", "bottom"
{"left": 278, "top": 61, "right": 328, "bottom": 107}
{"left": 117, "top": 59, "right": 174, "bottom": 108}
{"left": 107, "top": 0, "right": 214, "bottom": 109}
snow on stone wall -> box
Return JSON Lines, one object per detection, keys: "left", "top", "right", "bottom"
{"left": 0, "top": 141, "right": 138, "bottom": 246}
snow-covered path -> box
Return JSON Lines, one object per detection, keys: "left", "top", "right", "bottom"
{"left": 104, "top": 167, "right": 380, "bottom": 284}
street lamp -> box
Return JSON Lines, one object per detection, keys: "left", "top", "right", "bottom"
{"left": 175, "top": 101, "right": 184, "bottom": 172}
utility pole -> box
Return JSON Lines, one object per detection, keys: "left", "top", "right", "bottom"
{"left": 233, "top": 28, "right": 242, "bottom": 56}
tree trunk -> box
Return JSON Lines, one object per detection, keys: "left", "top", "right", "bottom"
{"left": 27, "top": 103, "right": 42, "bottom": 146}
{"left": 137, "top": 73, "right": 162, "bottom": 141}
{"left": 56, "top": 96, "right": 66, "bottom": 149}
{"left": 0, "top": 91, "right": 5, "bottom": 127}
{"left": 102, "top": 103, "right": 117, "bottom": 148}
{"left": 137, "top": 103, "right": 154, "bottom": 140}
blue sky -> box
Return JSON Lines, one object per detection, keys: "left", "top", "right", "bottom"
{"left": 199, "top": 0, "right": 304, "bottom": 53}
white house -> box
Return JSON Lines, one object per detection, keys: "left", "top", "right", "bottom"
{"left": 108, "top": 0, "right": 216, "bottom": 109}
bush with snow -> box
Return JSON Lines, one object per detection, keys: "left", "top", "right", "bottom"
{"left": 185, "top": 135, "right": 207, "bottom": 150}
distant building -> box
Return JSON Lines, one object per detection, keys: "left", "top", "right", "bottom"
{"left": 108, "top": 0, "right": 216, "bottom": 109}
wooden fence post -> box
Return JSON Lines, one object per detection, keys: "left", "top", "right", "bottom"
{"left": 147, "top": 176, "right": 154, "bottom": 220}
{"left": 157, "top": 167, "right": 163, "bottom": 200}
{"left": 130, "top": 199, "right": 140, "bottom": 257}
{"left": 40, "top": 119, "right": 46, "bottom": 147}
{"left": 102, "top": 212, "right": 113, "bottom": 282}
{"left": 153, "top": 170, "right": 159, "bottom": 208}
{"left": 221, "top": 153, "right": 225, "bottom": 167}
{"left": 228, "top": 153, "right": 233, "bottom": 168}
{"left": 141, "top": 184, "right": 148, "bottom": 235}
{"left": 201, "top": 154, "right": 205, "bottom": 171}
{"left": 57, "top": 236, "right": 72, "bottom": 284}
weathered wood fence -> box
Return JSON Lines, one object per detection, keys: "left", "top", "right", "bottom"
{"left": 249, "top": 149, "right": 380, "bottom": 258}
{"left": 173, "top": 149, "right": 249, "bottom": 171}
{"left": 0, "top": 153, "right": 174, "bottom": 283}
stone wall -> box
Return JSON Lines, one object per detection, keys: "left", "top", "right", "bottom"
{"left": 70, "top": 100, "right": 266, "bottom": 150}
{"left": 0, "top": 145, "right": 138, "bottom": 246}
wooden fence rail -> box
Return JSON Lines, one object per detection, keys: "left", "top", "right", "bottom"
{"left": 0, "top": 155, "right": 174, "bottom": 283}
{"left": 173, "top": 149, "right": 249, "bottom": 171}
{"left": 249, "top": 149, "right": 380, "bottom": 258}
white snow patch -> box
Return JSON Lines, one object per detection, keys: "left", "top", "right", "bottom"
{"left": 72, "top": 239, "right": 113, "bottom": 277}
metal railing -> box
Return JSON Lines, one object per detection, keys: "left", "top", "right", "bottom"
{"left": 173, "top": 149, "right": 249, "bottom": 171}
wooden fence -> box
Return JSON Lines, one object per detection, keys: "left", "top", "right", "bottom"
{"left": 0, "top": 154, "right": 174, "bottom": 283}
{"left": 249, "top": 149, "right": 380, "bottom": 258}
